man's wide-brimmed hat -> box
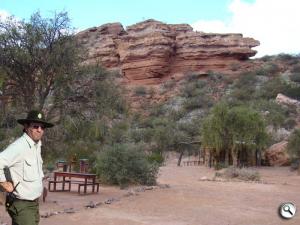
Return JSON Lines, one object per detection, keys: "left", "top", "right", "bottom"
{"left": 17, "top": 110, "right": 54, "bottom": 128}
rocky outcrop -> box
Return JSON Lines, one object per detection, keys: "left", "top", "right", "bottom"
{"left": 276, "top": 93, "right": 300, "bottom": 107}
{"left": 265, "top": 141, "right": 290, "bottom": 166}
{"left": 77, "top": 23, "right": 126, "bottom": 67}
{"left": 116, "top": 20, "right": 176, "bottom": 83}
{"left": 76, "top": 19, "right": 259, "bottom": 85}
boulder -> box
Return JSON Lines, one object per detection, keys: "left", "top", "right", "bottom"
{"left": 265, "top": 141, "right": 290, "bottom": 166}
{"left": 276, "top": 93, "right": 300, "bottom": 107}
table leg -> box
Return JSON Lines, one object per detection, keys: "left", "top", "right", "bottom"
{"left": 62, "top": 176, "right": 65, "bottom": 191}
{"left": 54, "top": 175, "right": 57, "bottom": 191}
{"left": 92, "top": 178, "right": 95, "bottom": 192}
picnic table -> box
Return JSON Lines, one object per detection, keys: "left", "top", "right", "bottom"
{"left": 48, "top": 171, "right": 99, "bottom": 194}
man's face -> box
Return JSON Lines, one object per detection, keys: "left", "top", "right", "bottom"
{"left": 25, "top": 122, "right": 45, "bottom": 142}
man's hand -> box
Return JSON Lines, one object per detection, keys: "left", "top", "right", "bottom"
{"left": 0, "top": 181, "right": 14, "bottom": 192}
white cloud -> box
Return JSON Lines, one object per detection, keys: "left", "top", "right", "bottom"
{"left": 0, "top": 10, "right": 10, "bottom": 22}
{"left": 192, "top": 0, "right": 300, "bottom": 57}
{"left": 191, "top": 20, "right": 229, "bottom": 33}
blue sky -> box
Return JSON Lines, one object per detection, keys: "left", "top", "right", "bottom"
{"left": 1, "top": 0, "right": 299, "bottom": 57}
{"left": 0, "top": 0, "right": 249, "bottom": 29}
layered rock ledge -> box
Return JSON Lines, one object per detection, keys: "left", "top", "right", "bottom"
{"left": 76, "top": 19, "right": 259, "bottom": 85}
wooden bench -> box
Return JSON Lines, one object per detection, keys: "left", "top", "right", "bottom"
{"left": 48, "top": 180, "right": 71, "bottom": 192}
{"left": 48, "top": 180, "right": 99, "bottom": 194}
{"left": 67, "top": 180, "right": 99, "bottom": 194}
{"left": 78, "top": 182, "right": 99, "bottom": 194}
{"left": 183, "top": 160, "right": 201, "bottom": 166}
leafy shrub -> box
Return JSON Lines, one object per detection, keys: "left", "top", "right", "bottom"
{"left": 95, "top": 143, "right": 159, "bottom": 187}
{"left": 230, "top": 88, "right": 255, "bottom": 101}
{"left": 291, "top": 64, "right": 300, "bottom": 73}
{"left": 107, "top": 120, "right": 130, "bottom": 143}
{"left": 251, "top": 99, "right": 286, "bottom": 129}
{"left": 277, "top": 53, "right": 295, "bottom": 61}
{"left": 287, "top": 129, "right": 300, "bottom": 159}
{"left": 134, "top": 86, "right": 147, "bottom": 96}
{"left": 168, "top": 109, "right": 186, "bottom": 121}
{"left": 149, "top": 103, "right": 167, "bottom": 117}
{"left": 148, "top": 87, "right": 155, "bottom": 97}
{"left": 229, "top": 73, "right": 257, "bottom": 101}
{"left": 290, "top": 73, "right": 300, "bottom": 83}
{"left": 257, "top": 77, "right": 288, "bottom": 99}
{"left": 283, "top": 85, "right": 300, "bottom": 100}
{"left": 260, "top": 55, "right": 273, "bottom": 62}
{"left": 183, "top": 96, "right": 213, "bottom": 110}
{"left": 255, "top": 63, "right": 279, "bottom": 76}
{"left": 234, "top": 72, "right": 257, "bottom": 88}
{"left": 181, "top": 80, "right": 207, "bottom": 98}
{"left": 130, "top": 127, "right": 153, "bottom": 143}
{"left": 147, "top": 151, "right": 164, "bottom": 165}
{"left": 185, "top": 72, "right": 201, "bottom": 81}
{"left": 283, "top": 118, "right": 297, "bottom": 130}
{"left": 163, "top": 80, "right": 176, "bottom": 90}
{"left": 208, "top": 72, "right": 224, "bottom": 82}
{"left": 45, "top": 163, "right": 55, "bottom": 172}
{"left": 214, "top": 162, "right": 227, "bottom": 170}
{"left": 290, "top": 159, "right": 299, "bottom": 171}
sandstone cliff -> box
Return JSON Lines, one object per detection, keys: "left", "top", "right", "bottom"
{"left": 76, "top": 19, "right": 259, "bottom": 85}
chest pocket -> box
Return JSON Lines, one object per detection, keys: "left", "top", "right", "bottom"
{"left": 23, "top": 158, "right": 39, "bottom": 182}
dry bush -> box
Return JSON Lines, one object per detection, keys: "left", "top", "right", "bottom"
{"left": 215, "top": 167, "right": 260, "bottom": 181}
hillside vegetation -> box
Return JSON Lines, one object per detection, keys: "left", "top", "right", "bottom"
{"left": 1, "top": 11, "right": 300, "bottom": 186}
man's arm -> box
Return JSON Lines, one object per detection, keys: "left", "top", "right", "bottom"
{"left": 0, "top": 167, "right": 14, "bottom": 192}
{"left": 0, "top": 181, "right": 13, "bottom": 192}
{"left": 0, "top": 139, "right": 23, "bottom": 191}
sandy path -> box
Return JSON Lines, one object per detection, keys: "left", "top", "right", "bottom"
{"left": 1, "top": 163, "right": 300, "bottom": 225}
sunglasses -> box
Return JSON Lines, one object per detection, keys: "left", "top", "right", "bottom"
{"left": 30, "top": 124, "right": 45, "bottom": 130}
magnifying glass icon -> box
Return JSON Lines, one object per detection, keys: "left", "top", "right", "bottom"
{"left": 280, "top": 203, "right": 296, "bottom": 219}
{"left": 283, "top": 205, "right": 293, "bottom": 215}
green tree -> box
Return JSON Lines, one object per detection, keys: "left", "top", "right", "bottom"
{"left": 202, "top": 102, "right": 231, "bottom": 166}
{"left": 0, "top": 11, "right": 80, "bottom": 112}
{"left": 226, "top": 106, "right": 267, "bottom": 167}
{"left": 202, "top": 103, "right": 268, "bottom": 167}
{"left": 55, "top": 64, "right": 127, "bottom": 122}
{"left": 41, "top": 66, "right": 129, "bottom": 161}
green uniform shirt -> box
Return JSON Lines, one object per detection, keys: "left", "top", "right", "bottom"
{"left": 0, "top": 133, "right": 44, "bottom": 200}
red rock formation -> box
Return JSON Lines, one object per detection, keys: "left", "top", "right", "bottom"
{"left": 76, "top": 19, "right": 259, "bottom": 85}
{"left": 116, "top": 20, "right": 176, "bottom": 83}
{"left": 76, "top": 22, "right": 126, "bottom": 67}
{"left": 171, "top": 32, "right": 258, "bottom": 74}
{"left": 265, "top": 141, "right": 290, "bottom": 166}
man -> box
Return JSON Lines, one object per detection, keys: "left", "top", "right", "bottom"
{"left": 0, "top": 110, "right": 54, "bottom": 225}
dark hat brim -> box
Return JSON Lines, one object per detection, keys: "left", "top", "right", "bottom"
{"left": 17, "top": 119, "right": 54, "bottom": 128}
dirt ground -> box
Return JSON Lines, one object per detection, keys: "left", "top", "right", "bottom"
{"left": 1, "top": 158, "right": 300, "bottom": 225}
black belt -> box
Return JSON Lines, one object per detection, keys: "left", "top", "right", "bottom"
{"left": 15, "top": 198, "right": 39, "bottom": 203}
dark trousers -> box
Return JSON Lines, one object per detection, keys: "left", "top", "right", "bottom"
{"left": 7, "top": 199, "right": 39, "bottom": 225}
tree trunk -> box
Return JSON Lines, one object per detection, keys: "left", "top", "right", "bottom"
{"left": 255, "top": 149, "right": 262, "bottom": 167}
{"left": 225, "top": 149, "right": 229, "bottom": 167}
{"left": 231, "top": 147, "right": 238, "bottom": 167}
{"left": 177, "top": 151, "right": 184, "bottom": 166}
{"left": 209, "top": 153, "right": 212, "bottom": 168}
